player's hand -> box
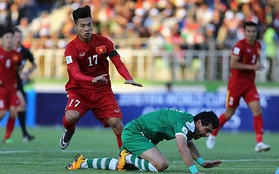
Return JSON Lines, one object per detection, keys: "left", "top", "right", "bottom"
{"left": 92, "top": 74, "right": 108, "bottom": 83}
{"left": 201, "top": 160, "right": 221, "bottom": 168}
{"left": 20, "top": 72, "right": 29, "bottom": 82}
{"left": 124, "top": 80, "right": 143, "bottom": 87}
{"left": 253, "top": 64, "right": 265, "bottom": 71}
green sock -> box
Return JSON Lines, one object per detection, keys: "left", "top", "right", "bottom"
{"left": 86, "top": 158, "right": 118, "bottom": 170}
{"left": 125, "top": 154, "right": 158, "bottom": 172}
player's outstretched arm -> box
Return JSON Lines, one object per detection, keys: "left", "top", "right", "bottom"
{"left": 187, "top": 140, "right": 221, "bottom": 169}
{"left": 124, "top": 79, "right": 143, "bottom": 87}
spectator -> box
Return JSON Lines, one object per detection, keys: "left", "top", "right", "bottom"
{"left": 263, "top": 24, "right": 279, "bottom": 81}
{"left": 58, "top": 9, "right": 76, "bottom": 39}
{"left": 0, "top": 1, "right": 8, "bottom": 26}
{"left": 7, "top": 3, "right": 21, "bottom": 27}
{"left": 16, "top": 17, "right": 32, "bottom": 40}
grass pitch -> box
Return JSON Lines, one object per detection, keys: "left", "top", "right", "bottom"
{"left": 0, "top": 127, "right": 278, "bottom": 174}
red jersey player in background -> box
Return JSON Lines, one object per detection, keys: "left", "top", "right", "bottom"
{"left": 206, "top": 21, "right": 271, "bottom": 152}
{"left": 60, "top": 5, "right": 143, "bottom": 150}
{"left": 0, "top": 28, "right": 22, "bottom": 143}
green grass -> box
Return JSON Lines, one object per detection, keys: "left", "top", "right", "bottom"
{"left": 0, "top": 127, "right": 278, "bottom": 174}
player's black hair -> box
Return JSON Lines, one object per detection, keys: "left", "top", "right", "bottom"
{"left": 0, "top": 27, "right": 14, "bottom": 37}
{"left": 72, "top": 5, "right": 91, "bottom": 24}
{"left": 194, "top": 111, "right": 219, "bottom": 129}
{"left": 244, "top": 21, "right": 257, "bottom": 29}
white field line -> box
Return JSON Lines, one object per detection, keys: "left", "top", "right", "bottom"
{"left": 172, "top": 159, "right": 279, "bottom": 163}
{"left": 1, "top": 150, "right": 279, "bottom": 163}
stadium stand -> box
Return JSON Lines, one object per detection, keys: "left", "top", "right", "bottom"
{"left": 0, "top": 0, "right": 278, "bottom": 82}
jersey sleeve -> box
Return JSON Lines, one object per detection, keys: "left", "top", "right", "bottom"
{"left": 104, "top": 37, "right": 115, "bottom": 54}
{"left": 64, "top": 43, "right": 93, "bottom": 83}
{"left": 231, "top": 42, "right": 243, "bottom": 58}
{"left": 110, "top": 51, "right": 133, "bottom": 80}
{"left": 174, "top": 117, "right": 195, "bottom": 141}
{"left": 105, "top": 37, "right": 133, "bottom": 80}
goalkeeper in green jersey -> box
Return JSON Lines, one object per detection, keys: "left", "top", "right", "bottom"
{"left": 66, "top": 108, "right": 221, "bottom": 174}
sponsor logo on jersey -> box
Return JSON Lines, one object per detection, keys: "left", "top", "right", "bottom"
{"left": 79, "top": 52, "right": 85, "bottom": 56}
{"left": 66, "top": 56, "right": 73, "bottom": 64}
{"left": 114, "top": 109, "right": 120, "bottom": 113}
{"left": 96, "top": 45, "right": 106, "bottom": 54}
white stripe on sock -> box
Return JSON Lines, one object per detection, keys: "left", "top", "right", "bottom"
{"left": 101, "top": 158, "right": 107, "bottom": 169}
{"left": 92, "top": 159, "right": 98, "bottom": 168}
{"left": 148, "top": 163, "right": 158, "bottom": 172}
{"left": 125, "top": 154, "right": 132, "bottom": 163}
{"left": 135, "top": 157, "right": 138, "bottom": 168}
{"left": 141, "top": 159, "right": 146, "bottom": 171}
{"left": 109, "top": 158, "right": 118, "bottom": 170}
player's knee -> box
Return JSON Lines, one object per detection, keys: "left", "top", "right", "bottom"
{"left": 107, "top": 118, "right": 124, "bottom": 129}
{"left": 253, "top": 108, "right": 262, "bottom": 116}
{"left": 65, "top": 111, "right": 79, "bottom": 123}
{"left": 155, "top": 161, "right": 169, "bottom": 172}
{"left": 225, "top": 109, "right": 235, "bottom": 119}
{"left": 9, "top": 108, "right": 17, "bottom": 118}
{"left": 111, "top": 123, "right": 124, "bottom": 135}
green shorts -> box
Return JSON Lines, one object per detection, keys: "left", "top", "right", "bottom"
{"left": 121, "top": 122, "right": 155, "bottom": 157}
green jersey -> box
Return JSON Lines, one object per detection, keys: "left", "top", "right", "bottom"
{"left": 129, "top": 108, "right": 195, "bottom": 145}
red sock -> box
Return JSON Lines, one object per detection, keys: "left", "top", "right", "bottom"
{"left": 4, "top": 117, "right": 16, "bottom": 140}
{"left": 253, "top": 115, "right": 263, "bottom": 143}
{"left": 63, "top": 116, "right": 76, "bottom": 132}
{"left": 116, "top": 133, "right": 122, "bottom": 149}
{"left": 211, "top": 113, "right": 228, "bottom": 136}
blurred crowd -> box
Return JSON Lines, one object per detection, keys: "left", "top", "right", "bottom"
{"left": 0, "top": 0, "right": 279, "bottom": 51}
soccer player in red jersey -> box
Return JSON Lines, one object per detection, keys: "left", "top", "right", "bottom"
{"left": 59, "top": 6, "right": 143, "bottom": 150}
{"left": 0, "top": 28, "right": 22, "bottom": 143}
{"left": 206, "top": 21, "right": 271, "bottom": 152}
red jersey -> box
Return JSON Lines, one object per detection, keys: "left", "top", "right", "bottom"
{"left": 230, "top": 39, "right": 261, "bottom": 81}
{"left": 0, "top": 46, "right": 22, "bottom": 91}
{"left": 64, "top": 34, "right": 132, "bottom": 90}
